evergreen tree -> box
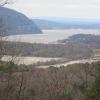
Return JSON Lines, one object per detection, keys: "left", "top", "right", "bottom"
{"left": 86, "top": 66, "right": 100, "bottom": 100}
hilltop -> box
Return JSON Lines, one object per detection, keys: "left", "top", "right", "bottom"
{"left": 0, "top": 7, "right": 42, "bottom": 36}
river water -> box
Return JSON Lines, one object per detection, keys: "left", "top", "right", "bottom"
{"left": 3, "top": 29, "right": 100, "bottom": 43}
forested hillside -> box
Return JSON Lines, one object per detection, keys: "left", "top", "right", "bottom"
{"left": 58, "top": 34, "right": 100, "bottom": 49}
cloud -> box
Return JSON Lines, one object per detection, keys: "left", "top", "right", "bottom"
{"left": 10, "top": 0, "right": 100, "bottom": 6}
{"left": 6, "top": 0, "right": 100, "bottom": 19}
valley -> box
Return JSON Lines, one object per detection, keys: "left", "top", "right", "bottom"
{"left": 1, "top": 29, "right": 100, "bottom": 67}
{"left": 1, "top": 2, "right": 100, "bottom": 99}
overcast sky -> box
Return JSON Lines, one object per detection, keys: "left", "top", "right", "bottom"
{"left": 6, "top": 0, "right": 100, "bottom": 19}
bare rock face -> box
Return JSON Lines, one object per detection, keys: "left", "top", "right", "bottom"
{"left": 0, "top": 7, "right": 42, "bottom": 36}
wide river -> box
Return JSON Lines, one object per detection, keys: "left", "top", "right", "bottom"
{"left": 3, "top": 29, "right": 100, "bottom": 43}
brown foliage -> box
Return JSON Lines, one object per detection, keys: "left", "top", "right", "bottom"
{"left": 0, "top": 62, "right": 99, "bottom": 100}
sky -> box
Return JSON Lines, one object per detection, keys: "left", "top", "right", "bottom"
{"left": 5, "top": 0, "right": 100, "bottom": 19}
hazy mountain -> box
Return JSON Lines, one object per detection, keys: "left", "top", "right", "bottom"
{"left": 0, "top": 7, "right": 42, "bottom": 36}
{"left": 33, "top": 19, "right": 65, "bottom": 29}
{"left": 32, "top": 18, "right": 100, "bottom": 29}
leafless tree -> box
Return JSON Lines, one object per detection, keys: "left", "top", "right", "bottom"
{"left": 0, "top": 0, "right": 10, "bottom": 59}
{"left": 0, "top": 0, "right": 14, "bottom": 6}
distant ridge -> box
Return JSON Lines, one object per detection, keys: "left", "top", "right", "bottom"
{"left": 33, "top": 19, "right": 65, "bottom": 29}
{"left": 0, "top": 7, "right": 42, "bottom": 36}
{"left": 32, "top": 18, "right": 100, "bottom": 29}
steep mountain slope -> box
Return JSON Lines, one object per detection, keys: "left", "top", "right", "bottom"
{"left": 0, "top": 7, "right": 42, "bottom": 36}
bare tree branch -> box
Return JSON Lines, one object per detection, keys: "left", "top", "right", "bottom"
{"left": 0, "top": 0, "right": 14, "bottom": 6}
